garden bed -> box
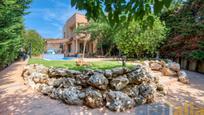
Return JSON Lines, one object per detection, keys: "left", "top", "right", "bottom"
{"left": 22, "top": 59, "right": 189, "bottom": 112}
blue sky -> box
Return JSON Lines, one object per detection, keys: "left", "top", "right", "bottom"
{"left": 24, "top": 0, "right": 84, "bottom": 39}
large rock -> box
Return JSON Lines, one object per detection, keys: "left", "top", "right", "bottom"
{"left": 62, "top": 78, "right": 76, "bottom": 88}
{"left": 146, "top": 72, "right": 159, "bottom": 83}
{"left": 48, "top": 78, "right": 62, "bottom": 87}
{"left": 87, "top": 73, "right": 108, "bottom": 90}
{"left": 149, "top": 62, "right": 162, "bottom": 71}
{"left": 41, "top": 84, "right": 53, "bottom": 95}
{"left": 122, "top": 85, "right": 139, "bottom": 98}
{"left": 167, "top": 62, "right": 180, "bottom": 72}
{"left": 110, "top": 75, "right": 129, "bottom": 90}
{"left": 49, "top": 77, "right": 75, "bottom": 88}
{"left": 178, "top": 71, "right": 190, "bottom": 84}
{"left": 83, "top": 69, "right": 95, "bottom": 76}
{"left": 106, "top": 91, "right": 135, "bottom": 111}
{"left": 112, "top": 67, "right": 128, "bottom": 76}
{"left": 48, "top": 68, "right": 70, "bottom": 78}
{"left": 66, "top": 70, "right": 81, "bottom": 76}
{"left": 34, "top": 83, "right": 44, "bottom": 91}
{"left": 127, "top": 65, "right": 152, "bottom": 84}
{"left": 50, "top": 88, "right": 64, "bottom": 99}
{"left": 139, "top": 83, "right": 156, "bottom": 103}
{"left": 24, "top": 64, "right": 48, "bottom": 76}
{"left": 62, "top": 86, "right": 85, "bottom": 105}
{"left": 84, "top": 87, "right": 104, "bottom": 108}
{"left": 104, "top": 69, "right": 113, "bottom": 79}
{"left": 162, "top": 67, "right": 177, "bottom": 76}
{"left": 75, "top": 74, "right": 90, "bottom": 87}
{"left": 31, "top": 72, "right": 49, "bottom": 84}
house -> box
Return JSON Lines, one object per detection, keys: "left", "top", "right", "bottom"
{"left": 45, "top": 39, "right": 68, "bottom": 53}
{"left": 45, "top": 13, "right": 97, "bottom": 57}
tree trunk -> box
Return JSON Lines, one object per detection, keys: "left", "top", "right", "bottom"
{"left": 105, "top": 45, "right": 114, "bottom": 57}
{"left": 100, "top": 41, "right": 104, "bottom": 56}
{"left": 82, "top": 40, "right": 87, "bottom": 61}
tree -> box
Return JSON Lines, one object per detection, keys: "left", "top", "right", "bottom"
{"left": 75, "top": 19, "right": 117, "bottom": 56}
{"left": 23, "top": 30, "right": 45, "bottom": 56}
{"left": 0, "top": 0, "right": 31, "bottom": 69}
{"left": 160, "top": 0, "right": 204, "bottom": 59}
{"left": 114, "top": 16, "right": 167, "bottom": 57}
{"left": 71, "top": 0, "right": 173, "bottom": 28}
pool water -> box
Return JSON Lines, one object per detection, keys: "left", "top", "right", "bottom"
{"left": 43, "top": 54, "right": 75, "bottom": 61}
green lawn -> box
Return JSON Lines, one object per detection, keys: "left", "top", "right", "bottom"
{"left": 29, "top": 58, "right": 134, "bottom": 71}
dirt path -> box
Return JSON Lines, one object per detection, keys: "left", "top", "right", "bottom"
{"left": 0, "top": 60, "right": 204, "bottom": 115}
{"left": 162, "top": 71, "right": 204, "bottom": 107}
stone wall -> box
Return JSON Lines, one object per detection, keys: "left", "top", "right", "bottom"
{"left": 22, "top": 64, "right": 166, "bottom": 112}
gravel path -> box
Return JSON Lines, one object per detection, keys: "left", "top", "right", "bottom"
{"left": 0, "top": 60, "right": 204, "bottom": 115}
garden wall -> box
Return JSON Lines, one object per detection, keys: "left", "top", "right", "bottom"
{"left": 22, "top": 60, "right": 189, "bottom": 112}
{"left": 22, "top": 64, "right": 165, "bottom": 111}
{"left": 173, "top": 58, "right": 204, "bottom": 74}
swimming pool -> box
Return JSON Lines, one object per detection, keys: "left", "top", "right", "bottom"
{"left": 43, "top": 54, "right": 75, "bottom": 61}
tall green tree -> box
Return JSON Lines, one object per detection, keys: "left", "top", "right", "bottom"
{"left": 23, "top": 30, "right": 45, "bottom": 56}
{"left": 0, "top": 0, "right": 31, "bottom": 68}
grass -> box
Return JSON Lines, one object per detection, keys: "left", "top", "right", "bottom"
{"left": 29, "top": 58, "right": 134, "bottom": 71}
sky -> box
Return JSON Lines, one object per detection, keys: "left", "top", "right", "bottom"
{"left": 24, "top": 0, "right": 84, "bottom": 39}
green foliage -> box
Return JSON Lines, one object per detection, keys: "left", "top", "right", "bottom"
{"left": 160, "top": 0, "right": 204, "bottom": 59}
{"left": 161, "top": 0, "right": 204, "bottom": 37}
{"left": 23, "top": 30, "right": 45, "bottom": 56}
{"left": 75, "top": 18, "right": 117, "bottom": 56}
{"left": 75, "top": 15, "right": 167, "bottom": 57}
{"left": 188, "top": 41, "right": 204, "bottom": 60}
{"left": 0, "top": 0, "right": 31, "bottom": 68}
{"left": 29, "top": 58, "right": 134, "bottom": 71}
{"left": 71, "top": 0, "right": 173, "bottom": 28}
{"left": 115, "top": 16, "right": 167, "bottom": 57}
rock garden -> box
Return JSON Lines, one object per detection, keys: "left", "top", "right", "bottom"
{"left": 22, "top": 60, "right": 189, "bottom": 112}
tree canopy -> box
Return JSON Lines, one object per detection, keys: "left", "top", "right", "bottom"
{"left": 71, "top": 0, "right": 173, "bottom": 27}
{"left": 115, "top": 16, "right": 167, "bottom": 57}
